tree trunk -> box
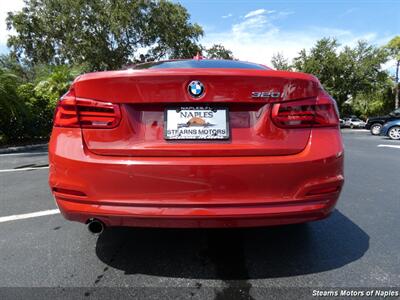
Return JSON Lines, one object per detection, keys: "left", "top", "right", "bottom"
{"left": 396, "top": 60, "right": 399, "bottom": 109}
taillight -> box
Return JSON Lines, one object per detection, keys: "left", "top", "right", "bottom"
{"left": 53, "top": 89, "right": 121, "bottom": 129}
{"left": 271, "top": 90, "right": 339, "bottom": 128}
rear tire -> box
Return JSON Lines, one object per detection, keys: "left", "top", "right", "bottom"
{"left": 388, "top": 126, "right": 400, "bottom": 140}
{"left": 370, "top": 123, "right": 382, "bottom": 135}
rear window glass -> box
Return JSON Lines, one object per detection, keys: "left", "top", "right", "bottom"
{"left": 132, "top": 60, "right": 268, "bottom": 70}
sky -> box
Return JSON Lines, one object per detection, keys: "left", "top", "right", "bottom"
{"left": 0, "top": 1, "right": 24, "bottom": 54}
{"left": 0, "top": 0, "right": 399, "bottom": 70}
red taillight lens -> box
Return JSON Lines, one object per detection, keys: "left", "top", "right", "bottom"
{"left": 53, "top": 89, "right": 121, "bottom": 129}
{"left": 271, "top": 90, "right": 339, "bottom": 128}
{"left": 75, "top": 99, "right": 121, "bottom": 128}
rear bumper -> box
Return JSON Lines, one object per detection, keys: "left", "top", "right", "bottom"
{"left": 56, "top": 197, "right": 338, "bottom": 228}
{"left": 49, "top": 127, "right": 344, "bottom": 228}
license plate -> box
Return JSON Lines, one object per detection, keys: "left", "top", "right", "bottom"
{"left": 164, "top": 106, "right": 229, "bottom": 140}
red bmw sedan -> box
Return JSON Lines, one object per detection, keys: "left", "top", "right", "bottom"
{"left": 48, "top": 59, "right": 344, "bottom": 233}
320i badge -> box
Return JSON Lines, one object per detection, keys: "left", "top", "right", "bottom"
{"left": 48, "top": 59, "right": 344, "bottom": 233}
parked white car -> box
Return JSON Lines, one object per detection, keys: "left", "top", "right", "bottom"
{"left": 344, "top": 117, "right": 366, "bottom": 129}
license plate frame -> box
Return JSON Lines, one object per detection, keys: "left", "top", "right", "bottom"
{"left": 164, "top": 106, "right": 230, "bottom": 140}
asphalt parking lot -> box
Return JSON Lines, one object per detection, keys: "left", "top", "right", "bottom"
{"left": 0, "top": 130, "right": 399, "bottom": 299}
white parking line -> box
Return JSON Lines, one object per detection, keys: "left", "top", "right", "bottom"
{"left": 0, "top": 166, "right": 49, "bottom": 173}
{"left": 0, "top": 209, "right": 60, "bottom": 223}
{"left": 0, "top": 151, "right": 48, "bottom": 157}
{"left": 377, "top": 144, "right": 400, "bottom": 149}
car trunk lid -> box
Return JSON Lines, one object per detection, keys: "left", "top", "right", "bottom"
{"left": 74, "top": 69, "right": 320, "bottom": 157}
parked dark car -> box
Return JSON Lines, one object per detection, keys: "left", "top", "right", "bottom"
{"left": 365, "top": 109, "right": 400, "bottom": 135}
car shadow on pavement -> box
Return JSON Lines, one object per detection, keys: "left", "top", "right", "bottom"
{"left": 95, "top": 210, "right": 369, "bottom": 279}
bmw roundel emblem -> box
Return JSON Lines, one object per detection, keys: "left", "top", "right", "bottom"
{"left": 187, "top": 80, "right": 205, "bottom": 98}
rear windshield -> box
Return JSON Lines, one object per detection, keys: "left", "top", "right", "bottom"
{"left": 132, "top": 60, "right": 269, "bottom": 70}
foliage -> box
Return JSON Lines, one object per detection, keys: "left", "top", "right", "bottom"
{"left": 386, "top": 36, "right": 400, "bottom": 109}
{"left": 0, "top": 54, "right": 32, "bottom": 80}
{"left": 31, "top": 65, "right": 83, "bottom": 136}
{"left": 350, "top": 82, "right": 394, "bottom": 119}
{"left": 206, "top": 44, "right": 234, "bottom": 60}
{"left": 387, "top": 36, "right": 400, "bottom": 61}
{"left": 6, "top": 0, "right": 204, "bottom": 70}
{"left": 293, "top": 38, "right": 389, "bottom": 113}
{"left": 0, "top": 68, "right": 26, "bottom": 142}
{"left": 293, "top": 38, "right": 343, "bottom": 101}
{"left": 33, "top": 65, "right": 82, "bottom": 108}
{"left": 271, "top": 53, "right": 291, "bottom": 70}
{"left": 0, "top": 64, "right": 81, "bottom": 145}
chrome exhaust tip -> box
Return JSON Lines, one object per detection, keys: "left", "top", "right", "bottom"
{"left": 87, "top": 219, "right": 105, "bottom": 235}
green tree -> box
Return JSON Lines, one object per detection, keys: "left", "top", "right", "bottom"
{"left": 350, "top": 80, "right": 394, "bottom": 118}
{"left": 293, "top": 38, "right": 389, "bottom": 113}
{"left": 6, "top": 0, "right": 203, "bottom": 71}
{"left": 271, "top": 53, "right": 291, "bottom": 70}
{"left": 386, "top": 36, "right": 400, "bottom": 109}
{"left": 29, "top": 65, "right": 83, "bottom": 136}
{"left": 33, "top": 65, "right": 82, "bottom": 108}
{"left": 339, "top": 41, "right": 388, "bottom": 104}
{"left": 293, "top": 38, "right": 343, "bottom": 102}
{"left": 0, "top": 54, "right": 32, "bottom": 81}
{"left": 0, "top": 68, "right": 26, "bottom": 143}
{"left": 0, "top": 62, "right": 82, "bottom": 145}
{"left": 206, "top": 44, "right": 234, "bottom": 59}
